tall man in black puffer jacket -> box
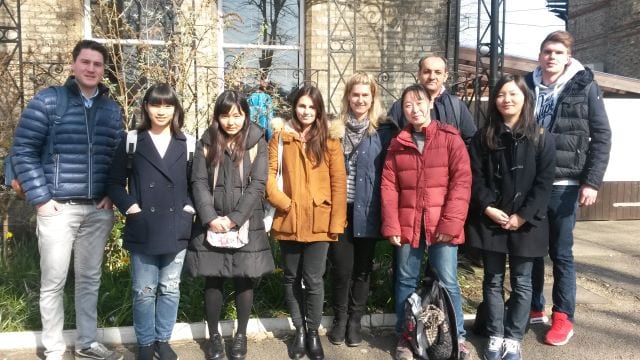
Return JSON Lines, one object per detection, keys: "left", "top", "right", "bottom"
{"left": 11, "top": 40, "right": 124, "bottom": 360}
{"left": 525, "top": 31, "right": 611, "bottom": 347}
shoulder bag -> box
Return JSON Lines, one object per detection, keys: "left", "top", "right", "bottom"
{"left": 263, "top": 134, "right": 283, "bottom": 231}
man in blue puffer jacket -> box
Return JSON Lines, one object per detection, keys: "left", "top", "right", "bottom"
{"left": 11, "top": 40, "right": 124, "bottom": 360}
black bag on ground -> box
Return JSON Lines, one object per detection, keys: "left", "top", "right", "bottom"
{"left": 472, "top": 301, "right": 488, "bottom": 336}
{"left": 402, "top": 264, "right": 459, "bottom": 360}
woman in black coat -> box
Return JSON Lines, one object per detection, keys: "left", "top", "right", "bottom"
{"left": 107, "top": 84, "right": 193, "bottom": 360}
{"left": 185, "top": 90, "right": 275, "bottom": 360}
{"left": 466, "top": 75, "right": 555, "bottom": 360}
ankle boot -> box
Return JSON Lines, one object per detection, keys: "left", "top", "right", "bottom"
{"left": 205, "top": 333, "right": 225, "bottom": 360}
{"left": 328, "top": 316, "right": 347, "bottom": 345}
{"left": 230, "top": 333, "right": 247, "bottom": 360}
{"left": 306, "top": 329, "right": 325, "bottom": 360}
{"left": 346, "top": 316, "right": 363, "bottom": 347}
{"left": 290, "top": 326, "right": 306, "bottom": 359}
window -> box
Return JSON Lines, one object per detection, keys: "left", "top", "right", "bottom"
{"left": 84, "top": 0, "right": 176, "bottom": 82}
{"left": 86, "top": 0, "right": 174, "bottom": 44}
{"left": 83, "top": 0, "right": 178, "bottom": 125}
{"left": 219, "top": 0, "right": 304, "bottom": 113}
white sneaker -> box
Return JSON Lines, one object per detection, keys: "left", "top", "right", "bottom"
{"left": 483, "top": 336, "right": 503, "bottom": 360}
{"left": 502, "top": 338, "right": 522, "bottom": 360}
{"left": 75, "top": 342, "right": 123, "bottom": 360}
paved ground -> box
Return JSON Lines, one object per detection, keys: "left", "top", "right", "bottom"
{"left": 2, "top": 220, "right": 639, "bottom": 359}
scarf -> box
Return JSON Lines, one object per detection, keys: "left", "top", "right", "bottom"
{"left": 343, "top": 113, "right": 369, "bottom": 156}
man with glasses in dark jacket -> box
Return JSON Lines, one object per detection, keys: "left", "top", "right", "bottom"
{"left": 387, "top": 55, "right": 477, "bottom": 145}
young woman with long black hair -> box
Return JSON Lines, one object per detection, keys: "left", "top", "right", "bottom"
{"left": 186, "top": 90, "right": 275, "bottom": 360}
{"left": 466, "top": 74, "right": 555, "bottom": 360}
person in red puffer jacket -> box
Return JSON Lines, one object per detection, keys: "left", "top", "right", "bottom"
{"left": 381, "top": 84, "right": 472, "bottom": 360}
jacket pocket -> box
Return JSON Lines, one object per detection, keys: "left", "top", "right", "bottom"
{"left": 312, "top": 197, "right": 331, "bottom": 233}
{"left": 124, "top": 212, "right": 148, "bottom": 244}
{"left": 179, "top": 210, "right": 195, "bottom": 239}
{"left": 274, "top": 201, "right": 296, "bottom": 234}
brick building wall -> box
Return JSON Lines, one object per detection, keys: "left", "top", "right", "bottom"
{"left": 305, "top": 0, "right": 450, "bottom": 112}
{"left": 0, "top": 1, "right": 83, "bottom": 157}
{"left": 568, "top": 0, "right": 640, "bottom": 78}
{"left": 2, "top": 0, "right": 452, "bottom": 139}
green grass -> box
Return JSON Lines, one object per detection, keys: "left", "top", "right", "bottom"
{"left": 0, "top": 220, "right": 480, "bottom": 331}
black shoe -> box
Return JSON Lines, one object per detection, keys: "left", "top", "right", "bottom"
{"left": 137, "top": 344, "right": 154, "bottom": 360}
{"left": 327, "top": 317, "right": 347, "bottom": 345}
{"left": 154, "top": 341, "right": 178, "bottom": 360}
{"left": 205, "top": 334, "right": 225, "bottom": 360}
{"left": 230, "top": 333, "right": 247, "bottom": 360}
{"left": 290, "top": 327, "right": 306, "bottom": 359}
{"left": 306, "top": 329, "right": 325, "bottom": 360}
{"left": 345, "top": 319, "right": 363, "bottom": 347}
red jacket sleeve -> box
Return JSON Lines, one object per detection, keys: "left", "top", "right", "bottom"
{"left": 436, "top": 133, "right": 472, "bottom": 239}
{"left": 380, "top": 143, "right": 401, "bottom": 238}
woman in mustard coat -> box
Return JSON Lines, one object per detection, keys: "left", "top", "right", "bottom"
{"left": 266, "top": 85, "right": 347, "bottom": 360}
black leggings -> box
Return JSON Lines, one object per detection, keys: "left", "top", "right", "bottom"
{"left": 204, "top": 277, "right": 254, "bottom": 335}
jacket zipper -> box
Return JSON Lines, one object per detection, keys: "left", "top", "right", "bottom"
{"left": 84, "top": 105, "right": 93, "bottom": 198}
{"left": 54, "top": 154, "right": 60, "bottom": 189}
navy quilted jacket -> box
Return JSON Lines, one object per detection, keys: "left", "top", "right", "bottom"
{"left": 11, "top": 77, "right": 124, "bottom": 206}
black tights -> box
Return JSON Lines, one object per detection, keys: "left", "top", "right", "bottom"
{"left": 204, "top": 277, "right": 254, "bottom": 335}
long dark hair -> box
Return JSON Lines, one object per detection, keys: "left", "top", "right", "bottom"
{"left": 291, "top": 85, "right": 328, "bottom": 166}
{"left": 139, "top": 83, "right": 184, "bottom": 135}
{"left": 207, "top": 90, "right": 251, "bottom": 167}
{"left": 483, "top": 74, "right": 538, "bottom": 150}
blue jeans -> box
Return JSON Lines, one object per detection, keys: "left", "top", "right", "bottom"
{"left": 130, "top": 249, "right": 186, "bottom": 346}
{"left": 395, "top": 241, "right": 466, "bottom": 341}
{"left": 483, "top": 251, "right": 534, "bottom": 341}
{"left": 531, "top": 185, "right": 579, "bottom": 321}
{"left": 36, "top": 202, "right": 114, "bottom": 359}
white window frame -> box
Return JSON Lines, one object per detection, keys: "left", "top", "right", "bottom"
{"left": 82, "top": 0, "right": 169, "bottom": 46}
{"left": 217, "top": 0, "right": 305, "bottom": 89}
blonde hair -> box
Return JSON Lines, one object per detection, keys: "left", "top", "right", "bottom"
{"left": 339, "top": 72, "right": 384, "bottom": 134}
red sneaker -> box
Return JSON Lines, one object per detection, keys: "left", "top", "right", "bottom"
{"left": 529, "top": 310, "right": 549, "bottom": 324}
{"left": 545, "top": 312, "right": 574, "bottom": 346}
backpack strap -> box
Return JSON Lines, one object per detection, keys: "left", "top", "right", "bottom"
{"left": 53, "top": 86, "right": 68, "bottom": 120}
{"left": 184, "top": 133, "right": 196, "bottom": 180}
{"left": 185, "top": 134, "right": 196, "bottom": 162}
{"left": 126, "top": 130, "right": 138, "bottom": 170}
{"left": 43, "top": 86, "right": 69, "bottom": 159}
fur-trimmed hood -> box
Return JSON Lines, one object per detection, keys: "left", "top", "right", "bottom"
{"left": 270, "top": 117, "right": 343, "bottom": 140}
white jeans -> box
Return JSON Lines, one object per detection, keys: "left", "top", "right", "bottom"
{"left": 37, "top": 202, "right": 114, "bottom": 358}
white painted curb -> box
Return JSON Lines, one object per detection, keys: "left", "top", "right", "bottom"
{"left": 0, "top": 314, "right": 475, "bottom": 350}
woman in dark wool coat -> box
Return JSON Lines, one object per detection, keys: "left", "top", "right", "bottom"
{"left": 186, "top": 90, "right": 275, "bottom": 360}
{"left": 466, "top": 74, "right": 555, "bottom": 360}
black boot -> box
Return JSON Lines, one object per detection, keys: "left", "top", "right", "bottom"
{"left": 205, "top": 333, "right": 225, "bottom": 360}
{"left": 328, "top": 316, "right": 347, "bottom": 345}
{"left": 290, "top": 326, "right": 306, "bottom": 359}
{"left": 230, "top": 333, "right": 247, "bottom": 360}
{"left": 346, "top": 315, "right": 363, "bottom": 347}
{"left": 306, "top": 329, "right": 325, "bottom": 360}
